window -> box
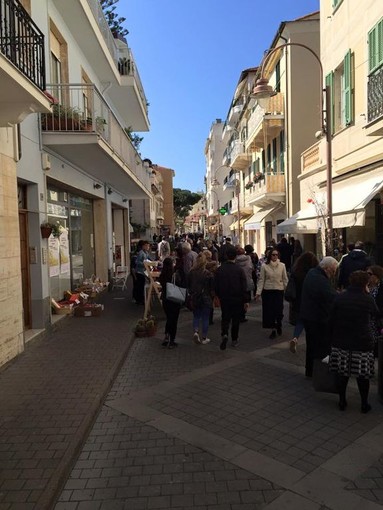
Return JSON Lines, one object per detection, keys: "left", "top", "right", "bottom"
{"left": 326, "top": 49, "right": 353, "bottom": 133}
{"left": 272, "top": 138, "right": 277, "bottom": 174}
{"left": 279, "top": 131, "right": 285, "bottom": 175}
{"left": 368, "top": 18, "right": 383, "bottom": 74}
{"left": 275, "top": 60, "right": 281, "bottom": 93}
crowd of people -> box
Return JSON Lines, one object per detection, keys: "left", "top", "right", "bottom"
{"left": 130, "top": 234, "right": 382, "bottom": 413}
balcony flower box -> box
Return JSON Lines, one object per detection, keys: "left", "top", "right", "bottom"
{"left": 253, "top": 172, "right": 265, "bottom": 184}
{"left": 245, "top": 182, "right": 254, "bottom": 190}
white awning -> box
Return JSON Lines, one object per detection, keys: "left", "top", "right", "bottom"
{"left": 244, "top": 204, "right": 281, "bottom": 231}
{"left": 277, "top": 168, "right": 383, "bottom": 234}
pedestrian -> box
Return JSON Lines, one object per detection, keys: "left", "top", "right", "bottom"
{"left": 158, "top": 257, "right": 185, "bottom": 349}
{"left": 366, "top": 264, "right": 383, "bottom": 357}
{"left": 292, "top": 239, "right": 303, "bottom": 265}
{"left": 235, "top": 246, "right": 254, "bottom": 322}
{"left": 288, "top": 251, "right": 319, "bottom": 353}
{"left": 218, "top": 236, "right": 233, "bottom": 263}
{"left": 300, "top": 256, "right": 338, "bottom": 377}
{"left": 338, "top": 241, "right": 372, "bottom": 289}
{"left": 204, "top": 249, "right": 219, "bottom": 325}
{"left": 276, "top": 237, "right": 292, "bottom": 273}
{"left": 215, "top": 245, "right": 247, "bottom": 350}
{"left": 134, "top": 240, "right": 151, "bottom": 306}
{"left": 130, "top": 240, "right": 144, "bottom": 304}
{"left": 329, "top": 271, "right": 379, "bottom": 412}
{"left": 157, "top": 235, "right": 171, "bottom": 261}
{"left": 256, "top": 248, "right": 288, "bottom": 339}
{"left": 245, "top": 244, "right": 259, "bottom": 298}
{"left": 206, "top": 239, "right": 219, "bottom": 262}
{"left": 187, "top": 252, "right": 214, "bottom": 345}
{"left": 182, "top": 241, "right": 198, "bottom": 275}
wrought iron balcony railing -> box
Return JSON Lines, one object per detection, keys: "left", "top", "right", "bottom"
{"left": 0, "top": 0, "right": 45, "bottom": 90}
{"left": 367, "top": 66, "right": 383, "bottom": 124}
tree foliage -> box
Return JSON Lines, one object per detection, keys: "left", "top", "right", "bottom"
{"left": 100, "top": 0, "right": 129, "bottom": 38}
{"left": 173, "top": 189, "right": 202, "bottom": 223}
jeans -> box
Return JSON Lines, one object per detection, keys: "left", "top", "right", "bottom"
{"left": 193, "top": 306, "right": 211, "bottom": 338}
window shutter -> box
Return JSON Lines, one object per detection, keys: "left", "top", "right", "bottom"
{"left": 369, "top": 19, "right": 383, "bottom": 73}
{"left": 378, "top": 19, "right": 383, "bottom": 68}
{"left": 344, "top": 50, "right": 352, "bottom": 125}
{"left": 368, "top": 26, "right": 377, "bottom": 72}
{"left": 325, "top": 72, "right": 335, "bottom": 135}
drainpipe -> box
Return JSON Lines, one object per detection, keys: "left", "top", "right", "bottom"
{"left": 279, "top": 34, "right": 290, "bottom": 222}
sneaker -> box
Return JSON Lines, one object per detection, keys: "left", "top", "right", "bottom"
{"left": 220, "top": 334, "right": 228, "bottom": 351}
{"left": 201, "top": 338, "right": 211, "bottom": 345}
{"left": 232, "top": 340, "right": 239, "bottom": 347}
{"left": 289, "top": 338, "right": 297, "bottom": 354}
{"left": 269, "top": 330, "right": 277, "bottom": 340}
{"left": 193, "top": 332, "right": 201, "bottom": 344}
{"left": 168, "top": 341, "right": 178, "bottom": 349}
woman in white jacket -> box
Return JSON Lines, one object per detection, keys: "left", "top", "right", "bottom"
{"left": 256, "top": 248, "right": 288, "bottom": 339}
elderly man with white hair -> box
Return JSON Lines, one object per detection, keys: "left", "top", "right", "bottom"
{"left": 300, "top": 256, "right": 338, "bottom": 378}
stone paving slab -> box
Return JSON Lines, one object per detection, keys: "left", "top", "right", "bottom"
{"left": 0, "top": 290, "right": 142, "bottom": 510}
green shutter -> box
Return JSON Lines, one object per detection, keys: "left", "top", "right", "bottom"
{"left": 344, "top": 50, "right": 352, "bottom": 125}
{"left": 325, "top": 72, "right": 335, "bottom": 135}
{"left": 369, "top": 18, "right": 383, "bottom": 73}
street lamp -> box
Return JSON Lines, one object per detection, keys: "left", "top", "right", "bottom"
{"left": 252, "top": 42, "right": 333, "bottom": 255}
{"left": 209, "top": 188, "right": 221, "bottom": 239}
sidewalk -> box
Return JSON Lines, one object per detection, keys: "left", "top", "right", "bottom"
{"left": 1, "top": 282, "right": 383, "bottom": 509}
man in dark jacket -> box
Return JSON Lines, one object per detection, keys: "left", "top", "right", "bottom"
{"left": 215, "top": 245, "right": 247, "bottom": 350}
{"left": 218, "top": 237, "right": 233, "bottom": 263}
{"left": 277, "top": 237, "right": 292, "bottom": 272}
{"left": 337, "top": 241, "right": 372, "bottom": 289}
{"left": 300, "top": 256, "right": 338, "bottom": 377}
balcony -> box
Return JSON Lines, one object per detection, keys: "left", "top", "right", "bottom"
{"left": 366, "top": 67, "right": 383, "bottom": 136}
{"left": 229, "top": 140, "right": 251, "bottom": 171}
{"left": 51, "top": 0, "right": 149, "bottom": 131}
{"left": 247, "top": 173, "right": 285, "bottom": 207}
{"left": 0, "top": 0, "right": 51, "bottom": 125}
{"left": 228, "top": 103, "right": 243, "bottom": 125}
{"left": 41, "top": 83, "right": 151, "bottom": 199}
{"left": 301, "top": 141, "right": 326, "bottom": 175}
{"left": 245, "top": 92, "right": 284, "bottom": 152}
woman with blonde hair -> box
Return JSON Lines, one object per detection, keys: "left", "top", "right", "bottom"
{"left": 187, "top": 252, "right": 214, "bottom": 344}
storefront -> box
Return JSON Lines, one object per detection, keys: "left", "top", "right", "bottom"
{"left": 47, "top": 186, "right": 95, "bottom": 300}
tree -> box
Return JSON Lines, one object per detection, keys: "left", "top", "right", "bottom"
{"left": 100, "top": 0, "right": 129, "bottom": 38}
{"left": 173, "top": 189, "right": 202, "bottom": 226}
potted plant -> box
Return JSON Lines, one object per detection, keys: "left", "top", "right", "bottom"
{"left": 245, "top": 182, "right": 253, "bottom": 190}
{"left": 42, "top": 104, "right": 82, "bottom": 131}
{"left": 40, "top": 222, "right": 61, "bottom": 239}
{"left": 133, "top": 316, "right": 157, "bottom": 337}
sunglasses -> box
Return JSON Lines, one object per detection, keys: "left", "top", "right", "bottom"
{"left": 367, "top": 272, "right": 374, "bottom": 276}
{"left": 271, "top": 253, "right": 279, "bottom": 256}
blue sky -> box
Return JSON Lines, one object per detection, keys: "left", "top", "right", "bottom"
{"left": 122, "top": 0, "right": 319, "bottom": 192}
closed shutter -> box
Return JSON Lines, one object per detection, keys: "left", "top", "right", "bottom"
{"left": 369, "top": 18, "right": 383, "bottom": 73}
{"left": 344, "top": 49, "right": 353, "bottom": 125}
{"left": 325, "top": 72, "right": 335, "bottom": 135}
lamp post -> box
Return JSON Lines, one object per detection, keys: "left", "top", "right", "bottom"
{"left": 209, "top": 188, "right": 221, "bottom": 240}
{"left": 252, "top": 42, "right": 333, "bottom": 255}
{"left": 211, "top": 164, "right": 232, "bottom": 241}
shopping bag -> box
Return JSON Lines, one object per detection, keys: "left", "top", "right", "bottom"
{"left": 312, "top": 359, "right": 339, "bottom": 394}
{"left": 166, "top": 281, "right": 187, "bottom": 304}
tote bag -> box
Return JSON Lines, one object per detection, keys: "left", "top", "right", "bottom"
{"left": 284, "top": 275, "right": 296, "bottom": 303}
{"left": 166, "top": 275, "right": 187, "bottom": 304}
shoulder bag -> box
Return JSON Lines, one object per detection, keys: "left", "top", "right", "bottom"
{"left": 166, "top": 274, "right": 187, "bottom": 304}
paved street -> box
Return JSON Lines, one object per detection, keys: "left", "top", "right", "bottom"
{"left": 1, "top": 278, "right": 383, "bottom": 509}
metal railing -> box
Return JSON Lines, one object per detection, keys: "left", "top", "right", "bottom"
{"left": 85, "top": 0, "right": 148, "bottom": 114}
{"left": 41, "top": 83, "right": 150, "bottom": 190}
{"left": 0, "top": 0, "right": 45, "bottom": 90}
{"left": 368, "top": 67, "right": 383, "bottom": 124}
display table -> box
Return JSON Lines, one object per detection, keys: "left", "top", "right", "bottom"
{"left": 143, "top": 261, "right": 162, "bottom": 319}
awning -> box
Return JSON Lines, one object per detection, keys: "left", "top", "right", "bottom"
{"left": 244, "top": 204, "right": 282, "bottom": 231}
{"left": 229, "top": 215, "right": 251, "bottom": 231}
{"left": 277, "top": 168, "right": 383, "bottom": 234}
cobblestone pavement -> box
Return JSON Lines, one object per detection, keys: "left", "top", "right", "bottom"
{"left": 2, "top": 282, "right": 383, "bottom": 509}
{"left": 57, "top": 297, "right": 383, "bottom": 509}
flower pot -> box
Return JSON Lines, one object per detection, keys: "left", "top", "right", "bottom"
{"left": 41, "top": 226, "right": 52, "bottom": 239}
{"left": 135, "top": 330, "right": 147, "bottom": 338}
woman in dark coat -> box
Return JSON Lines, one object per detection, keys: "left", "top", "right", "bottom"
{"left": 159, "top": 256, "right": 185, "bottom": 349}
{"left": 329, "top": 270, "right": 380, "bottom": 412}
{"left": 288, "top": 252, "right": 319, "bottom": 353}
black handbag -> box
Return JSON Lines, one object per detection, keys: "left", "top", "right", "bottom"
{"left": 284, "top": 275, "right": 296, "bottom": 302}
{"left": 312, "top": 359, "right": 339, "bottom": 394}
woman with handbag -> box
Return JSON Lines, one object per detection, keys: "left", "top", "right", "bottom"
{"left": 159, "top": 257, "right": 185, "bottom": 349}
{"left": 287, "top": 252, "right": 319, "bottom": 353}
{"left": 329, "top": 270, "right": 379, "bottom": 412}
{"left": 255, "top": 248, "right": 288, "bottom": 339}
{"left": 187, "top": 252, "right": 214, "bottom": 345}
